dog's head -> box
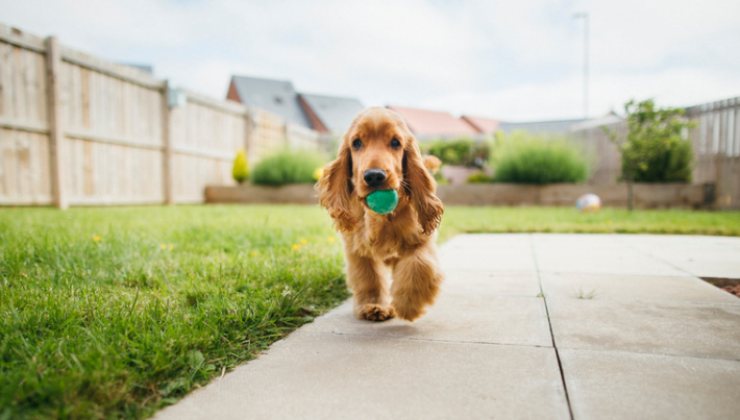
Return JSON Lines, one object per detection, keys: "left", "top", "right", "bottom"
{"left": 317, "top": 107, "right": 443, "bottom": 234}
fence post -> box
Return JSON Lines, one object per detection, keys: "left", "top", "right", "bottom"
{"left": 44, "top": 36, "right": 67, "bottom": 209}
{"left": 244, "top": 109, "right": 254, "bottom": 167}
{"left": 161, "top": 81, "right": 174, "bottom": 204}
{"left": 283, "top": 122, "right": 291, "bottom": 149}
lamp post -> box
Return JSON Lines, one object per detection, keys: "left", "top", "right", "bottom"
{"left": 573, "top": 12, "right": 589, "bottom": 119}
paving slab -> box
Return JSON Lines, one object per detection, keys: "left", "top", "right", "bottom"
{"left": 627, "top": 235, "right": 740, "bottom": 278}
{"left": 560, "top": 348, "right": 740, "bottom": 420}
{"left": 541, "top": 272, "right": 738, "bottom": 304}
{"left": 155, "top": 334, "right": 569, "bottom": 420}
{"left": 301, "top": 293, "right": 552, "bottom": 347}
{"left": 442, "top": 270, "right": 541, "bottom": 297}
{"left": 547, "top": 298, "right": 740, "bottom": 360}
{"left": 440, "top": 250, "right": 537, "bottom": 271}
{"left": 533, "top": 242, "right": 690, "bottom": 277}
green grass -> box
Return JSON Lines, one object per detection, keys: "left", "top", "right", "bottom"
{"left": 439, "top": 206, "right": 740, "bottom": 241}
{"left": 2, "top": 204, "right": 740, "bottom": 418}
{"left": 0, "top": 206, "right": 347, "bottom": 419}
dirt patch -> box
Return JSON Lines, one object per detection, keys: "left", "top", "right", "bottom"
{"left": 702, "top": 277, "right": 740, "bottom": 298}
{"left": 719, "top": 284, "right": 740, "bottom": 298}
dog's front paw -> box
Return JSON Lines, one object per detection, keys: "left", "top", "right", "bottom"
{"left": 356, "top": 304, "right": 395, "bottom": 322}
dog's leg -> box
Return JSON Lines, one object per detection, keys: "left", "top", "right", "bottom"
{"left": 346, "top": 252, "right": 394, "bottom": 322}
{"left": 391, "top": 244, "right": 442, "bottom": 321}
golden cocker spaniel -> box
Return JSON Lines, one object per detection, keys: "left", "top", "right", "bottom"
{"left": 317, "top": 107, "right": 444, "bottom": 322}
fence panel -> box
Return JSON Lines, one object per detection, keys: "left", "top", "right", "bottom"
{"left": 170, "top": 91, "right": 247, "bottom": 202}
{"left": 286, "top": 123, "right": 321, "bottom": 152}
{"left": 248, "top": 109, "right": 286, "bottom": 163}
{"left": 0, "top": 27, "right": 52, "bottom": 204}
{"left": 0, "top": 23, "right": 322, "bottom": 207}
{"left": 58, "top": 52, "right": 166, "bottom": 205}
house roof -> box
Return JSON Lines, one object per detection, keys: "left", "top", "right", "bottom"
{"left": 461, "top": 115, "right": 499, "bottom": 133}
{"left": 386, "top": 106, "right": 480, "bottom": 138}
{"left": 497, "top": 118, "right": 586, "bottom": 134}
{"left": 229, "top": 75, "right": 310, "bottom": 127}
{"left": 299, "top": 93, "right": 365, "bottom": 134}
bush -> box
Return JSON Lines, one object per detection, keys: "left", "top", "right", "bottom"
{"left": 425, "top": 138, "right": 490, "bottom": 167}
{"left": 610, "top": 99, "right": 693, "bottom": 183}
{"left": 492, "top": 132, "right": 589, "bottom": 184}
{"left": 252, "top": 150, "right": 326, "bottom": 186}
{"left": 232, "top": 150, "right": 249, "bottom": 183}
{"left": 466, "top": 171, "right": 492, "bottom": 183}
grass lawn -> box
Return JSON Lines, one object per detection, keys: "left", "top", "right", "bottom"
{"left": 0, "top": 206, "right": 346, "bottom": 419}
{"left": 439, "top": 206, "right": 740, "bottom": 241}
{"left": 2, "top": 204, "right": 739, "bottom": 418}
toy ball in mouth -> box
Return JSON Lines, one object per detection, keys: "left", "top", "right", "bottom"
{"left": 366, "top": 189, "right": 399, "bottom": 215}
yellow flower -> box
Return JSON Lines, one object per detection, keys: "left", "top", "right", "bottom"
{"left": 313, "top": 167, "right": 324, "bottom": 182}
{"left": 249, "top": 250, "right": 259, "bottom": 257}
{"left": 92, "top": 234, "right": 102, "bottom": 243}
{"left": 292, "top": 243, "right": 302, "bottom": 252}
{"left": 327, "top": 236, "right": 336, "bottom": 244}
{"left": 160, "top": 243, "right": 167, "bottom": 250}
{"left": 299, "top": 238, "right": 308, "bottom": 245}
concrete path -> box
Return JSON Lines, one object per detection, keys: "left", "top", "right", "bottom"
{"left": 155, "top": 234, "right": 740, "bottom": 420}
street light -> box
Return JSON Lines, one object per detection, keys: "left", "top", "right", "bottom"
{"left": 573, "top": 12, "right": 589, "bottom": 119}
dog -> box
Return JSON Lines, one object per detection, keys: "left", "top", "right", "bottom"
{"left": 317, "top": 107, "right": 444, "bottom": 322}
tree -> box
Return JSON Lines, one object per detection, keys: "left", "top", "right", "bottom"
{"left": 232, "top": 150, "right": 249, "bottom": 184}
{"left": 607, "top": 99, "right": 694, "bottom": 210}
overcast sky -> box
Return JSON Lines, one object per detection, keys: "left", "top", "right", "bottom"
{"left": 3, "top": 0, "right": 739, "bottom": 121}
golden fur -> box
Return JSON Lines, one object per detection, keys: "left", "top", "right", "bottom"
{"left": 317, "top": 107, "right": 444, "bottom": 322}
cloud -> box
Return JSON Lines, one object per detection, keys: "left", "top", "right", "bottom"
{"left": 1, "top": 0, "right": 739, "bottom": 120}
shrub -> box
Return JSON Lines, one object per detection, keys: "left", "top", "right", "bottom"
{"left": 425, "top": 138, "right": 490, "bottom": 167}
{"left": 492, "top": 132, "right": 589, "bottom": 184}
{"left": 466, "top": 171, "right": 492, "bottom": 183}
{"left": 232, "top": 150, "right": 249, "bottom": 183}
{"left": 252, "top": 150, "right": 326, "bottom": 186}
{"left": 609, "top": 99, "right": 694, "bottom": 183}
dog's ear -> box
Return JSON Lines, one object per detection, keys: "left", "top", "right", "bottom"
{"left": 317, "top": 139, "right": 356, "bottom": 232}
{"left": 403, "top": 135, "right": 444, "bottom": 235}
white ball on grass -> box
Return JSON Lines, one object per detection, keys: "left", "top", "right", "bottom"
{"left": 576, "top": 193, "right": 602, "bottom": 212}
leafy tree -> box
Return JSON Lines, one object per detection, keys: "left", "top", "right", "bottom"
{"left": 608, "top": 99, "right": 694, "bottom": 209}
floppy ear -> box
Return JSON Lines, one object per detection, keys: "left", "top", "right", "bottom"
{"left": 317, "top": 140, "right": 356, "bottom": 232}
{"left": 403, "top": 137, "right": 444, "bottom": 235}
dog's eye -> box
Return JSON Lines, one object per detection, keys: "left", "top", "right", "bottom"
{"left": 390, "top": 138, "right": 401, "bottom": 149}
{"left": 352, "top": 138, "right": 362, "bottom": 150}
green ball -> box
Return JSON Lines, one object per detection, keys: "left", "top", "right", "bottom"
{"left": 366, "top": 189, "right": 399, "bottom": 215}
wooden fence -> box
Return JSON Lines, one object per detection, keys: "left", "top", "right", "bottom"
{"left": 0, "top": 23, "right": 324, "bottom": 207}
{"left": 570, "top": 97, "right": 740, "bottom": 209}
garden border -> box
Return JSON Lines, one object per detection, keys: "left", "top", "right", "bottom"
{"left": 205, "top": 183, "right": 715, "bottom": 209}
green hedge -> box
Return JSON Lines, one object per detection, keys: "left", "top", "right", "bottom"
{"left": 492, "top": 132, "right": 589, "bottom": 184}
{"left": 252, "top": 151, "right": 325, "bottom": 186}
{"left": 425, "top": 138, "right": 490, "bottom": 167}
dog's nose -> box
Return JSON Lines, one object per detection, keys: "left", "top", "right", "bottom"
{"left": 363, "top": 169, "right": 387, "bottom": 187}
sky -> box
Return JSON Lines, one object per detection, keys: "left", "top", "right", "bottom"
{"left": 2, "top": 0, "right": 739, "bottom": 121}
